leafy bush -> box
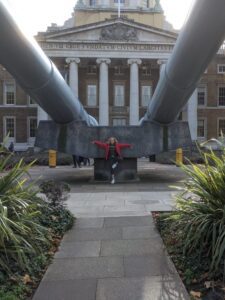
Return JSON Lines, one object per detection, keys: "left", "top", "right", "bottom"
{"left": 39, "top": 180, "right": 73, "bottom": 235}
{"left": 0, "top": 146, "right": 74, "bottom": 299}
{"left": 169, "top": 147, "right": 225, "bottom": 276}
{"left": 39, "top": 180, "right": 70, "bottom": 207}
{"left": 0, "top": 157, "right": 49, "bottom": 273}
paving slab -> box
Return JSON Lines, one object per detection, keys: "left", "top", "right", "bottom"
{"left": 71, "top": 211, "right": 152, "bottom": 218}
{"left": 33, "top": 279, "right": 97, "bottom": 300}
{"left": 125, "top": 199, "right": 160, "bottom": 205}
{"left": 96, "top": 276, "right": 189, "bottom": 300}
{"left": 122, "top": 226, "right": 158, "bottom": 239}
{"left": 68, "top": 198, "right": 125, "bottom": 207}
{"left": 75, "top": 218, "right": 104, "bottom": 228}
{"left": 101, "top": 238, "right": 164, "bottom": 257}
{"left": 63, "top": 227, "right": 122, "bottom": 242}
{"left": 124, "top": 255, "right": 176, "bottom": 277}
{"left": 104, "top": 216, "right": 154, "bottom": 227}
{"left": 55, "top": 241, "right": 101, "bottom": 258}
{"left": 103, "top": 204, "right": 146, "bottom": 213}
{"left": 43, "top": 257, "right": 124, "bottom": 281}
{"left": 68, "top": 206, "right": 105, "bottom": 214}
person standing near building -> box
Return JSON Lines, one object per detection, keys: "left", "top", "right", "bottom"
{"left": 92, "top": 137, "right": 132, "bottom": 184}
{"left": 72, "top": 155, "right": 81, "bottom": 168}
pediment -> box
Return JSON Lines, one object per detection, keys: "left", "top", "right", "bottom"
{"left": 37, "top": 19, "right": 177, "bottom": 44}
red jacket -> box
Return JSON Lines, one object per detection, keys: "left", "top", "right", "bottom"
{"left": 93, "top": 140, "right": 131, "bottom": 160}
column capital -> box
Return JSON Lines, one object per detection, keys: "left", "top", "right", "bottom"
{"left": 96, "top": 58, "right": 111, "bottom": 65}
{"left": 157, "top": 59, "right": 167, "bottom": 66}
{"left": 66, "top": 57, "right": 80, "bottom": 64}
{"left": 128, "top": 58, "right": 142, "bottom": 65}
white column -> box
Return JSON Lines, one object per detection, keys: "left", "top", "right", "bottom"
{"left": 157, "top": 59, "right": 167, "bottom": 77}
{"left": 187, "top": 89, "right": 198, "bottom": 141}
{"left": 96, "top": 58, "right": 111, "bottom": 125}
{"left": 66, "top": 57, "right": 80, "bottom": 98}
{"left": 128, "top": 58, "right": 142, "bottom": 125}
{"left": 37, "top": 106, "right": 48, "bottom": 124}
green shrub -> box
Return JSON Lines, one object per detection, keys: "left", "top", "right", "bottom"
{"left": 170, "top": 147, "right": 225, "bottom": 276}
{"left": 39, "top": 180, "right": 73, "bottom": 235}
{"left": 39, "top": 180, "right": 70, "bottom": 207}
{"left": 0, "top": 156, "right": 49, "bottom": 273}
{"left": 0, "top": 146, "right": 74, "bottom": 299}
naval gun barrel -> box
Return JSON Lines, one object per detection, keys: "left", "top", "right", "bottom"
{"left": 144, "top": 0, "right": 225, "bottom": 124}
{"left": 0, "top": 1, "right": 97, "bottom": 125}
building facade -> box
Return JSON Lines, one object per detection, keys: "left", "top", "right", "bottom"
{"left": 0, "top": 0, "right": 225, "bottom": 150}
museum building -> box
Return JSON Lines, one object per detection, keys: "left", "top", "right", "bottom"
{"left": 0, "top": 0, "right": 225, "bottom": 150}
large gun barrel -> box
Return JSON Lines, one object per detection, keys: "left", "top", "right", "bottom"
{"left": 0, "top": 1, "right": 97, "bottom": 125}
{"left": 144, "top": 0, "right": 225, "bottom": 124}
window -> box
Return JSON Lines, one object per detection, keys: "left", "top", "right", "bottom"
{"left": 197, "top": 119, "right": 205, "bottom": 138}
{"left": 141, "top": 85, "right": 152, "bottom": 107}
{"left": 218, "top": 86, "right": 225, "bottom": 106}
{"left": 218, "top": 119, "right": 225, "bottom": 136}
{"left": 28, "top": 96, "right": 36, "bottom": 106}
{"left": 114, "top": 85, "right": 125, "bottom": 106}
{"left": 217, "top": 64, "right": 225, "bottom": 74}
{"left": 4, "top": 82, "right": 15, "bottom": 105}
{"left": 114, "top": 66, "right": 124, "bottom": 75}
{"left": 87, "top": 64, "right": 97, "bottom": 74}
{"left": 197, "top": 86, "right": 206, "bottom": 106}
{"left": 141, "top": 65, "right": 151, "bottom": 76}
{"left": 90, "top": 0, "right": 96, "bottom": 6}
{"left": 28, "top": 118, "right": 37, "bottom": 138}
{"left": 4, "top": 117, "right": 15, "bottom": 138}
{"left": 87, "top": 84, "right": 97, "bottom": 106}
{"left": 112, "top": 118, "right": 126, "bottom": 126}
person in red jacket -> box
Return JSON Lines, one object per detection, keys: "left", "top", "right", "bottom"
{"left": 92, "top": 137, "right": 132, "bottom": 184}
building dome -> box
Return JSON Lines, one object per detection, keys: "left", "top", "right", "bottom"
{"left": 76, "top": 0, "right": 162, "bottom": 11}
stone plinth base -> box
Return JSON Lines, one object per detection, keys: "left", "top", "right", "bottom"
{"left": 94, "top": 158, "right": 138, "bottom": 181}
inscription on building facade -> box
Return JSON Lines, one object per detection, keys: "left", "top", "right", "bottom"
{"left": 40, "top": 42, "right": 174, "bottom": 52}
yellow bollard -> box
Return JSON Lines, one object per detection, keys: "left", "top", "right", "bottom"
{"left": 176, "top": 148, "right": 183, "bottom": 166}
{"left": 49, "top": 150, "right": 57, "bottom": 168}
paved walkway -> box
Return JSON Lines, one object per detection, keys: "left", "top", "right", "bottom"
{"left": 33, "top": 190, "right": 189, "bottom": 300}
{"left": 67, "top": 191, "right": 177, "bottom": 218}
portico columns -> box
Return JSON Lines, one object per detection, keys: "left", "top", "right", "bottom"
{"left": 157, "top": 59, "right": 167, "bottom": 76}
{"left": 187, "top": 89, "right": 198, "bottom": 141}
{"left": 37, "top": 106, "right": 48, "bottom": 124}
{"left": 66, "top": 57, "right": 80, "bottom": 98}
{"left": 96, "top": 58, "right": 111, "bottom": 125}
{"left": 128, "top": 59, "right": 142, "bottom": 125}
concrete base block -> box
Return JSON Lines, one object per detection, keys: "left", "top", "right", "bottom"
{"left": 35, "top": 120, "right": 192, "bottom": 158}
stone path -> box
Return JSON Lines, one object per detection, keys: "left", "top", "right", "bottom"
{"left": 33, "top": 191, "right": 189, "bottom": 300}
{"left": 67, "top": 191, "right": 177, "bottom": 218}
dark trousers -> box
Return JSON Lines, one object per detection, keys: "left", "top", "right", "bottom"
{"left": 109, "top": 157, "right": 119, "bottom": 176}
{"left": 72, "top": 155, "right": 80, "bottom": 167}
{"left": 83, "top": 158, "right": 90, "bottom": 166}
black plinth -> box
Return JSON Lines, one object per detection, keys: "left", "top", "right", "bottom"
{"left": 94, "top": 158, "right": 138, "bottom": 181}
